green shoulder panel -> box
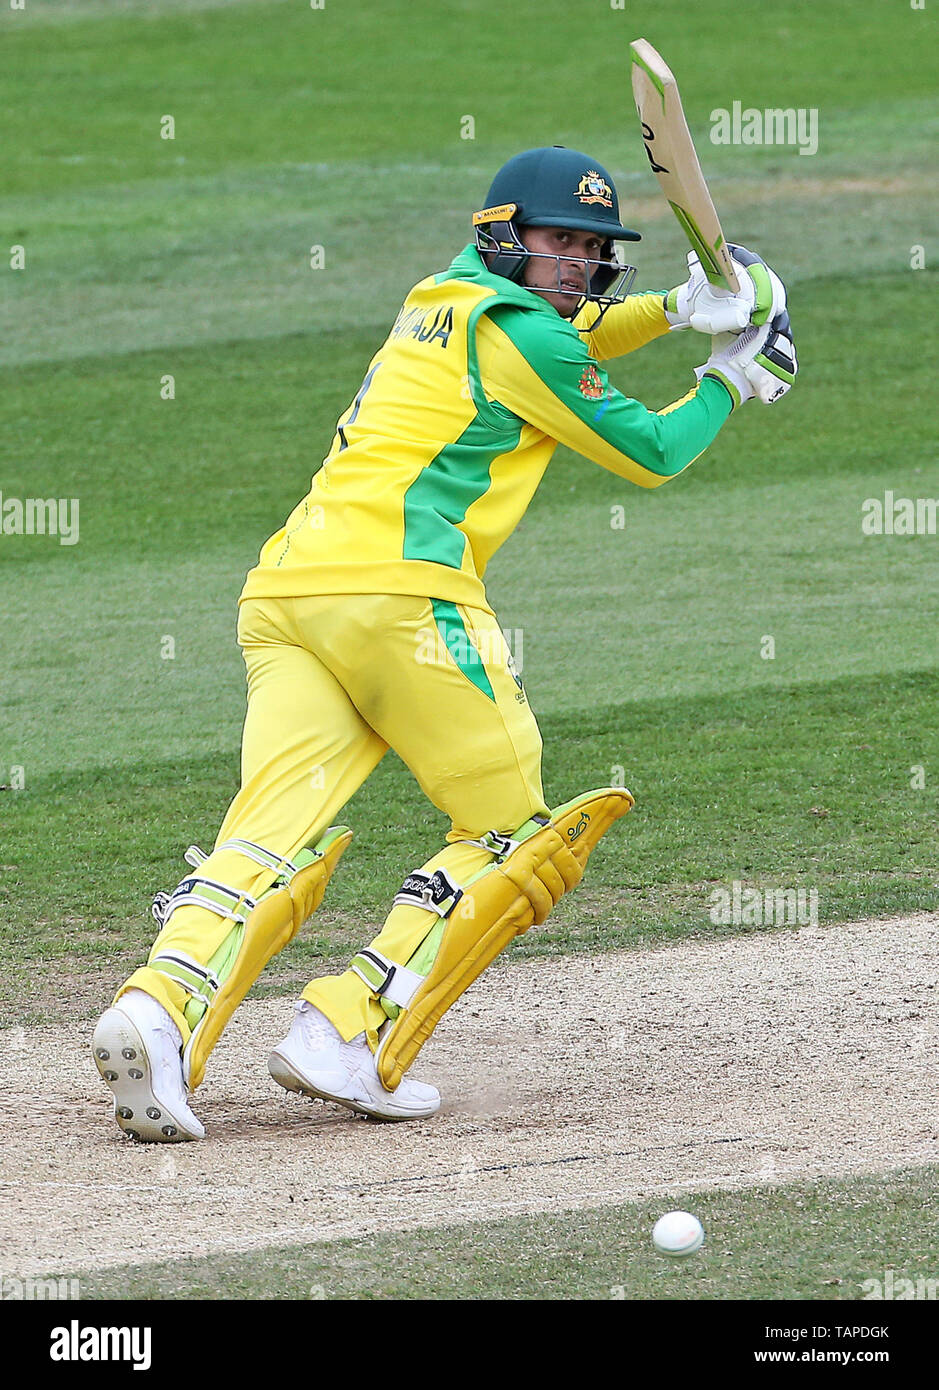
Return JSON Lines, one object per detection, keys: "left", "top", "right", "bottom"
{"left": 435, "top": 244, "right": 556, "bottom": 311}
{"left": 400, "top": 246, "right": 537, "bottom": 570}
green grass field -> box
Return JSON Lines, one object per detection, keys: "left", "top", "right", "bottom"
{"left": 67, "top": 1166, "right": 939, "bottom": 1302}
{"left": 1, "top": 0, "right": 936, "bottom": 1304}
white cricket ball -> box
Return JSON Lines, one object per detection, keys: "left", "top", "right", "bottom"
{"left": 652, "top": 1210, "right": 705, "bottom": 1256}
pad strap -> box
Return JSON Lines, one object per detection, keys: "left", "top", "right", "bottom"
{"left": 152, "top": 838, "right": 302, "bottom": 929}
{"left": 392, "top": 867, "right": 463, "bottom": 919}
{"left": 152, "top": 875, "right": 257, "bottom": 929}
{"left": 150, "top": 950, "right": 220, "bottom": 1008}
{"left": 464, "top": 813, "right": 551, "bottom": 865}
{"left": 215, "top": 838, "right": 300, "bottom": 879}
{"left": 349, "top": 949, "right": 424, "bottom": 1009}
{"left": 463, "top": 829, "right": 520, "bottom": 861}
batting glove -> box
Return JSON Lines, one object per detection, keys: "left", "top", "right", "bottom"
{"left": 695, "top": 309, "right": 797, "bottom": 409}
{"left": 665, "top": 244, "right": 787, "bottom": 335}
{"left": 695, "top": 325, "right": 764, "bottom": 408}
{"left": 742, "top": 308, "right": 798, "bottom": 404}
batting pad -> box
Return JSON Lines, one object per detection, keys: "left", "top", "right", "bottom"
{"left": 376, "top": 786, "right": 633, "bottom": 1091}
{"left": 182, "top": 826, "right": 353, "bottom": 1090}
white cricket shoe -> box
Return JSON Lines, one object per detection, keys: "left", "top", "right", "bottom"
{"left": 92, "top": 988, "right": 205, "bottom": 1142}
{"left": 268, "top": 1000, "right": 441, "bottom": 1121}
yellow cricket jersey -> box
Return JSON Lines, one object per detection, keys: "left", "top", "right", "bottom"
{"left": 240, "top": 244, "right": 732, "bottom": 615}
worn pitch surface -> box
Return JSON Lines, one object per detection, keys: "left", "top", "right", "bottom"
{"left": 1, "top": 913, "right": 935, "bottom": 1276}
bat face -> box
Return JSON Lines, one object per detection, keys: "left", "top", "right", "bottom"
{"left": 630, "top": 38, "right": 740, "bottom": 293}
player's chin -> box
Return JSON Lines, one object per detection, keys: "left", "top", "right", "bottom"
{"left": 537, "top": 288, "right": 583, "bottom": 318}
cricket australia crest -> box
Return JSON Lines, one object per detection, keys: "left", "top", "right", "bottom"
{"left": 578, "top": 364, "right": 604, "bottom": 399}
{"left": 575, "top": 170, "right": 613, "bottom": 207}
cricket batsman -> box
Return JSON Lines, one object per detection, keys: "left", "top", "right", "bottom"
{"left": 92, "top": 146, "right": 796, "bottom": 1140}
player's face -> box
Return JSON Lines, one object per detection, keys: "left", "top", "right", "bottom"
{"left": 519, "top": 226, "right": 606, "bottom": 317}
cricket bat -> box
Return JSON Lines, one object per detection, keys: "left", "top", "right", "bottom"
{"left": 629, "top": 38, "right": 740, "bottom": 293}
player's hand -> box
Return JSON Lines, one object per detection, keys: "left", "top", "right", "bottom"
{"left": 725, "top": 243, "right": 788, "bottom": 329}
{"left": 665, "top": 244, "right": 786, "bottom": 335}
{"left": 741, "top": 308, "right": 797, "bottom": 404}
{"left": 694, "top": 323, "right": 764, "bottom": 408}
{"left": 694, "top": 308, "right": 797, "bottom": 408}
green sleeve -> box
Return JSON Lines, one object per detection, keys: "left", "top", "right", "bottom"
{"left": 483, "top": 303, "right": 732, "bottom": 484}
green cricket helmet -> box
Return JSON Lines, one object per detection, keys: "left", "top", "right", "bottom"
{"left": 473, "top": 146, "right": 640, "bottom": 314}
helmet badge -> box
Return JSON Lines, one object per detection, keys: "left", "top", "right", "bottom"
{"left": 576, "top": 171, "right": 613, "bottom": 208}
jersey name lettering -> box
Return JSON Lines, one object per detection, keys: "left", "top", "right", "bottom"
{"left": 390, "top": 304, "right": 454, "bottom": 348}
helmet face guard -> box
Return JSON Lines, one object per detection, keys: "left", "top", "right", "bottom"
{"left": 473, "top": 206, "right": 637, "bottom": 324}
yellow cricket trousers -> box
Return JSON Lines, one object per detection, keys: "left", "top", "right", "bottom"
{"left": 118, "top": 592, "right": 547, "bottom": 1055}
